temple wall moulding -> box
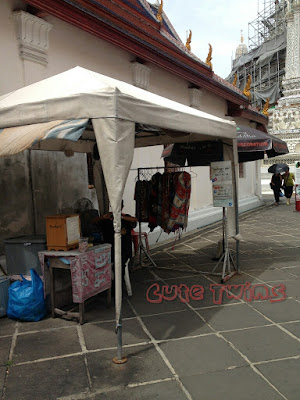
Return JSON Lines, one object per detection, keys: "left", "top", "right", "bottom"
{"left": 188, "top": 88, "right": 203, "bottom": 109}
{"left": 131, "top": 62, "right": 151, "bottom": 90}
{"left": 269, "top": 106, "right": 300, "bottom": 131}
{"left": 13, "top": 11, "right": 53, "bottom": 66}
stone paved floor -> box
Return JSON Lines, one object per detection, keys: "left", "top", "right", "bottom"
{"left": 1, "top": 195, "right": 300, "bottom": 399}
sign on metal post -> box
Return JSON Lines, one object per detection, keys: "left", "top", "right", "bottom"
{"left": 295, "top": 161, "right": 300, "bottom": 184}
{"left": 211, "top": 161, "right": 233, "bottom": 207}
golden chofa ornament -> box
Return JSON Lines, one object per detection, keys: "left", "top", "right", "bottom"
{"left": 205, "top": 44, "right": 213, "bottom": 69}
{"left": 233, "top": 73, "right": 237, "bottom": 87}
{"left": 156, "top": 0, "right": 163, "bottom": 24}
{"left": 262, "top": 97, "right": 270, "bottom": 116}
{"left": 186, "top": 30, "right": 192, "bottom": 51}
{"left": 243, "top": 74, "right": 251, "bottom": 101}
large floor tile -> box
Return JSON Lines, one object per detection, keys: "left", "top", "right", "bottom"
{"left": 0, "top": 318, "right": 17, "bottom": 337}
{"left": 86, "top": 344, "right": 172, "bottom": 390}
{"left": 0, "top": 366, "right": 6, "bottom": 394}
{"left": 196, "top": 303, "right": 269, "bottom": 331}
{"left": 159, "top": 335, "right": 247, "bottom": 377}
{"left": 93, "top": 380, "right": 187, "bottom": 399}
{"left": 0, "top": 337, "right": 11, "bottom": 365}
{"left": 257, "top": 358, "right": 300, "bottom": 400}
{"left": 128, "top": 283, "right": 188, "bottom": 315}
{"left": 275, "top": 279, "right": 300, "bottom": 298}
{"left": 283, "top": 266, "right": 300, "bottom": 276}
{"left": 246, "top": 269, "right": 296, "bottom": 282}
{"left": 181, "top": 366, "right": 282, "bottom": 400}
{"left": 251, "top": 298, "right": 300, "bottom": 323}
{"left": 141, "top": 309, "right": 213, "bottom": 340}
{"left": 18, "top": 315, "right": 76, "bottom": 333}
{"left": 223, "top": 325, "right": 299, "bottom": 363}
{"left": 13, "top": 327, "right": 81, "bottom": 363}
{"left": 83, "top": 318, "right": 149, "bottom": 350}
{"left": 84, "top": 298, "right": 135, "bottom": 323}
{"left": 280, "top": 321, "right": 300, "bottom": 338}
{"left": 4, "top": 355, "right": 89, "bottom": 400}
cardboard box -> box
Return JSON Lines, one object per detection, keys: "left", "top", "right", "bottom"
{"left": 46, "top": 214, "right": 81, "bottom": 251}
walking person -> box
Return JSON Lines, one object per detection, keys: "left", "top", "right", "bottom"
{"left": 270, "top": 173, "right": 282, "bottom": 205}
{"left": 282, "top": 167, "right": 295, "bottom": 205}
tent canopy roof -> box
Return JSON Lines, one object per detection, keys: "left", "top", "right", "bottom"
{"left": 0, "top": 67, "right": 237, "bottom": 154}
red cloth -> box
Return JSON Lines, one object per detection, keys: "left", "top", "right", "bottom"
{"left": 167, "top": 172, "right": 191, "bottom": 232}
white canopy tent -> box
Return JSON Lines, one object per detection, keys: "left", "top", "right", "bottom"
{"left": 0, "top": 66, "right": 239, "bottom": 362}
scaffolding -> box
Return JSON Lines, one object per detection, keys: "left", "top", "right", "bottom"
{"left": 248, "top": 0, "right": 286, "bottom": 50}
{"left": 227, "top": 0, "right": 287, "bottom": 109}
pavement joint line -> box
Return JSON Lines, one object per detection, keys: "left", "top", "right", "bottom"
{"left": 127, "top": 376, "right": 176, "bottom": 388}
{"left": 126, "top": 298, "right": 194, "bottom": 400}
{"left": 1, "top": 322, "right": 19, "bottom": 400}
{"left": 9, "top": 315, "right": 138, "bottom": 334}
{"left": 156, "top": 332, "right": 216, "bottom": 344}
{"left": 83, "top": 354, "right": 93, "bottom": 392}
{"left": 217, "top": 332, "right": 289, "bottom": 400}
{"left": 216, "top": 323, "right": 275, "bottom": 334}
{"left": 240, "top": 296, "right": 300, "bottom": 343}
{"left": 253, "top": 354, "right": 300, "bottom": 366}
{"left": 279, "top": 320, "right": 300, "bottom": 325}
{"left": 57, "top": 378, "right": 177, "bottom": 400}
{"left": 139, "top": 308, "right": 190, "bottom": 319}
{"left": 0, "top": 334, "right": 14, "bottom": 340}
{"left": 12, "top": 341, "right": 153, "bottom": 367}
{"left": 76, "top": 325, "right": 87, "bottom": 353}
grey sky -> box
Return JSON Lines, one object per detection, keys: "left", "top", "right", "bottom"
{"left": 163, "top": 0, "right": 260, "bottom": 78}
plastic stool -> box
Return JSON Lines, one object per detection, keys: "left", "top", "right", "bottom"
{"left": 131, "top": 230, "right": 150, "bottom": 255}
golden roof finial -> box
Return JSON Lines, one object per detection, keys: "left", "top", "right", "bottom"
{"left": 156, "top": 0, "right": 163, "bottom": 24}
{"left": 205, "top": 43, "right": 213, "bottom": 69}
{"left": 243, "top": 74, "right": 251, "bottom": 101}
{"left": 233, "top": 73, "right": 237, "bottom": 87}
{"left": 241, "top": 29, "right": 244, "bottom": 43}
{"left": 186, "top": 30, "right": 192, "bottom": 51}
{"left": 263, "top": 97, "right": 270, "bottom": 116}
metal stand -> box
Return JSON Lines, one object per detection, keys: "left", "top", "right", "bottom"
{"left": 112, "top": 311, "right": 128, "bottom": 364}
{"left": 136, "top": 219, "right": 157, "bottom": 268}
{"left": 211, "top": 208, "right": 237, "bottom": 283}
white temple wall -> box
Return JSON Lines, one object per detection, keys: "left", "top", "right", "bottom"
{"left": 0, "top": 0, "right": 263, "bottom": 250}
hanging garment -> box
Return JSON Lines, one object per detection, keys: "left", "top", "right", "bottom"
{"left": 167, "top": 172, "right": 191, "bottom": 233}
{"left": 161, "top": 173, "right": 172, "bottom": 231}
{"left": 148, "top": 172, "right": 162, "bottom": 232}
{"left": 134, "top": 180, "right": 150, "bottom": 222}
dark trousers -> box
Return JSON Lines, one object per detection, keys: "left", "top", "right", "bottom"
{"left": 284, "top": 186, "right": 293, "bottom": 199}
{"left": 273, "top": 188, "right": 280, "bottom": 203}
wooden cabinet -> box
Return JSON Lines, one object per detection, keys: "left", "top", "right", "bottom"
{"left": 46, "top": 214, "right": 81, "bottom": 251}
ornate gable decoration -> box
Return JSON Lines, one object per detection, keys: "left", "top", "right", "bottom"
{"left": 131, "top": 61, "right": 151, "bottom": 90}
{"left": 188, "top": 88, "right": 203, "bottom": 109}
{"left": 13, "top": 11, "right": 52, "bottom": 66}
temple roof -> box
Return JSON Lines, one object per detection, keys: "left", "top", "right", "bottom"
{"left": 25, "top": 0, "right": 267, "bottom": 124}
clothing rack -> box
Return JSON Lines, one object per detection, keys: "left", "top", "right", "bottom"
{"left": 135, "top": 165, "right": 191, "bottom": 269}
{"left": 134, "top": 165, "right": 239, "bottom": 283}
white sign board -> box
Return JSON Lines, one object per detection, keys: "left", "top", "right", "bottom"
{"left": 66, "top": 215, "right": 80, "bottom": 244}
{"left": 295, "top": 161, "right": 300, "bottom": 184}
{"left": 211, "top": 161, "right": 233, "bottom": 207}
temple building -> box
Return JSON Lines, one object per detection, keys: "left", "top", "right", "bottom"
{"left": 268, "top": 0, "right": 300, "bottom": 164}
{"left": 227, "top": 0, "right": 300, "bottom": 194}
{"left": 227, "top": 0, "right": 287, "bottom": 111}
{"left": 0, "top": 0, "right": 268, "bottom": 248}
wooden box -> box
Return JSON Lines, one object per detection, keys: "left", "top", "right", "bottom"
{"left": 46, "top": 214, "right": 81, "bottom": 251}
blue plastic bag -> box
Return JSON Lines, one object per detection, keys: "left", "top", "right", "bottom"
{"left": 7, "top": 268, "right": 47, "bottom": 322}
